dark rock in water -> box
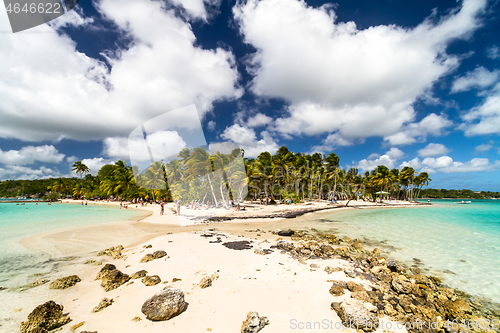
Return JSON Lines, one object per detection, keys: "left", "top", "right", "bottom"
{"left": 95, "top": 264, "right": 117, "bottom": 280}
{"left": 142, "top": 275, "right": 162, "bottom": 286}
{"left": 101, "top": 270, "right": 130, "bottom": 292}
{"left": 331, "top": 298, "right": 378, "bottom": 332}
{"left": 0, "top": 286, "right": 6, "bottom": 291}
{"left": 428, "top": 276, "right": 441, "bottom": 286}
{"left": 131, "top": 270, "right": 148, "bottom": 279}
{"left": 49, "top": 275, "right": 81, "bottom": 290}
{"left": 241, "top": 311, "right": 269, "bottom": 333}
{"left": 20, "top": 300, "right": 70, "bottom": 333}
{"left": 277, "top": 230, "right": 294, "bottom": 237}
{"left": 153, "top": 250, "right": 167, "bottom": 259}
{"left": 222, "top": 241, "right": 252, "bottom": 250}
{"left": 93, "top": 298, "right": 113, "bottom": 312}
{"left": 350, "top": 242, "right": 366, "bottom": 253}
{"left": 141, "top": 287, "right": 185, "bottom": 321}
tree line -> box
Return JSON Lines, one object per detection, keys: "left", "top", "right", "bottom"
{"left": 0, "top": 145, "right": 455, "bottom": 203}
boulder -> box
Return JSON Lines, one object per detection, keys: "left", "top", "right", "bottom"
{"left": 142, "top": 275, "right": 162, "bottom": 286}
{"left": 350, "top": 242, "right": 366, "bottom": 253}
{"left": 97, "top": 245, "right": 123, "bottom": 259}
{"left": 93, "top": 298, "right": 113, "bottom": 312}
{"left": 324, "top": 266, "right": 343, "bottom": 274}
{"left": 392, "top": 276, "right": 413, "bottom": 294}
{"left": 331, "top": 298, "right": 379, "bottom": 332}
{"left": 241, "top": 311, "right": 269, "bottom": 333}
{"left": 49, "top": 275, "right": 81, "bottom": 290}
{"left": 20, "top": 301, "right": 70, "bottom": 333}
{"left": 140, "top": 254, "right": 155, "bottom": 263}
{"left": 346, "top": 281, "right": 366, "bottom": 292}
{"left": 329, "top": 281, "right": 347, "bottom": 296}
{"left": 277, "top": 230, "right": 294, "bottom": 237}
{"left": 141, "top": 287, "right": 185, "bottom": 321}
{"left": 95, "top": 264, "right": 117, "bottom": 280}
{"left": 19, "top": 278, "right": 50, "bottom": 291}
{"left": 131, "top": 270, "right": 148, "bottom": 279}
{"left": 199, "top": 272, "right": 219, "bottom": 289}
{"left": 101, "top": 270, "right": 130, "bottom": 292}
{"left": 276, "top": 242, "right": 294, "bottom": 251}
{"left": 153, "top": 250, "right": 167, "bottom": 259}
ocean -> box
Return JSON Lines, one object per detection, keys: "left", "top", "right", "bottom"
{"left": 0, "top": 202, "right": 147, "bottom": 289}
{"left": 312, "top": 199, "right": 500, "bottom": 303}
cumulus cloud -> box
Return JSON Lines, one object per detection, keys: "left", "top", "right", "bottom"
{"left": 475, "top": 143, "right": 493, "bottom": 152}
{"left": 310, "top": 132, "right": 353, "bottom": 154}
{"left": 451, "top": 66, "right": 500, "bottom": 93}
{"left": 0, "top": 0, "right": 241, "bottom": 142}
{"left": 246, "top": 113, "right": 273, "bottom": 127}
{"left": 485, "top": 45, "right": 500, "bottom": 60}
{"left": 383, "top": 113, "right": 452, "bottom": 146}
{"left": 353, "top": 148, "right": 404, "bottom": 171}
{"left": 461, "top": 82, "right": 500, "bottom": 136}
{"left": 207, "top": 121, "right": 216, "bottom": 131}
{"left": 0, "top": 165, "right": 64, "bottom": 181}
{"left": 0, "top": 145, "right": 65, "bottom": 165}
{"left": 399, "top": 156, "right": 500, "bottom": 173}
{"left": 104, "top": 130, "right": 187, "bottom": 162}
{"left": 234, "top": 0, "right": 486, "bottom": 139}
{"left": 418, "top": 143, "right": 450, "bottom": 157}
{"left": 221, "top": 124, "right": 279, "bottom": 157}
{"left": 70, "top": 157, "right": 115, "bottom": 176}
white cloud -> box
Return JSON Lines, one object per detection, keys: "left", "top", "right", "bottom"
{"left": 0, "top": 145, "right": 65, "bottom": 165}
{"left": 399, "top": 156, "right": 500, "bottom": 173}
{"left": 170, "top": 0, "right": 221, "bottom": 21}
{"left": 71, "top": 157, "right": 115, "bottom": 176}
{"left": 461, "top": 82, "right": 500, "bottom": 136}
{"left": 209, "top": 142, "right": 239, "bottom": 154}
{"left": 485, "top": 45, "right": 500, "bottom": 60}
{"left": 418, "top": 143, "right": 450, "bottom": 157}
{"left": 234, "top": 0, "right": 486, "bottom": 139}
{"left": 383, "top": 113, "right": 453, "bottom": 146}
{"left": 247, "top": 113, "right": 273, "bottom": 127}
{"left": 221, "top": 124, "right": 279, "bottom": 157}
{"left": 0, "top": 165, "right": 64, "bottom": 181}
{"left": 207, "top": 120, "right": 216, "bottom": 131}
{"left": 451, "top": 66, "right": 500, "bottom": 93}
{"left": 104, "top": 130, "right": 187, "bottom": 161}
{"left": 66, "top": 156, "right": 79, "bottom": 164}
{"left": 309, "top": 132, "right": 353, "bottom": 154}
{"left": 0, "top": 0, "right": 241, "bottom": 142}
{"left": 353, "top": 148, "right": 404, "bottom": 171}
{"left": 475, "top": 143, "right": 493, "bottom": 152}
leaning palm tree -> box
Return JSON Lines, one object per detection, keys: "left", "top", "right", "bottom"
{"left": 72, "top": 161, "right": 90, "bottom": 199}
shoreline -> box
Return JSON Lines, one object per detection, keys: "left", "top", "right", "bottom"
{"left": 3, "top": 200, "right": 500, "bottom": 333}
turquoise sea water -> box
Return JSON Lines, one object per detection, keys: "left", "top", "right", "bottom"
{"left": 314, "top": 199, "right": 500, "bottom": 303}
{"left": 0, "top": 202, "right": 146, "bottom": 288}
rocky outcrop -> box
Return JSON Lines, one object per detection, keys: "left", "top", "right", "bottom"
{"left": 331, "top": 298, "right": 379, "bottom": 332}
{"left": 19, "top": 278, "right": 50, "bottom": 291}
{"left": 140, "top": 254, "right": 155, "bottom": 263}
{"left": 97, "top": 245, "right": 124, "bottom": 259}
{"left": 142, "top": 275, "right": 161, "bottom": 286}
{"left": 101, "top": 270, "right": 130, "bottom": 292}
{"left": 329, "top": 281, "right": 347, "bottom": 296}
{"left": 153, "top": 250, "right": 167, "bottom": 259}
{"left": 131, "top": 270, "right": 148, "bottom": 279}
{"left": 93, "top": 298, "right": 113, "bottom": 312}
{"left": 49, "top": 275, "right": 81, "bottom": 289}
{"left": 95, "top": 264, "right": 117, "bottom": 280}
{"left": 199, "top": 272, "right": 219, "bottom": 289}
{"left": 241, "top": 311, "right": 269, "bottom": 333}
{"left": 141, "top": 287, "right": 185, "bottom": 321}
{"left": 20, "top": 301, "right": 70, "bottom": 333}
{"left": 324, "top": 266, "right": 343, "bottom": 274}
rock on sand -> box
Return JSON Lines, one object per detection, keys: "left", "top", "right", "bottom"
{"left": 141, "top": 287, "right": 185, "bottom": 321}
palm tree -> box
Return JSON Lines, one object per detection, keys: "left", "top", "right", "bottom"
{"left": 72, "top": 161, "right": 90, "bottom": 199}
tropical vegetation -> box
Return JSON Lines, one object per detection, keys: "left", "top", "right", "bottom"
{"left": 1, "top": 145, "right": 497, "bottom": 202}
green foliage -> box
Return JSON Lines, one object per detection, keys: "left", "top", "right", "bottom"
{"left": 419, "top": 189, "right": 500, "bottom": 199}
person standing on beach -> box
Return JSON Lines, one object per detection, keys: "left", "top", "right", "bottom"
{"left": 176, "top": 201, "right": 180, "bottom": 216}
{"left": 160, "top": 201, "right": 164, "bottom": 215}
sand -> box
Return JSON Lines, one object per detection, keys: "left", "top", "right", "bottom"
{"left": 5, "top": 200, "right": 422, "bottom": 333}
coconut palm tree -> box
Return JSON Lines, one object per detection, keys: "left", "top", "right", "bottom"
{"left": 71, "top": 161, "right": 90, "bottom": 199}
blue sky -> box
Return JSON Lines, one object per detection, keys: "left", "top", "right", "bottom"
{"left": 0, "top": 0, "right": 499, "bottom": 190}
